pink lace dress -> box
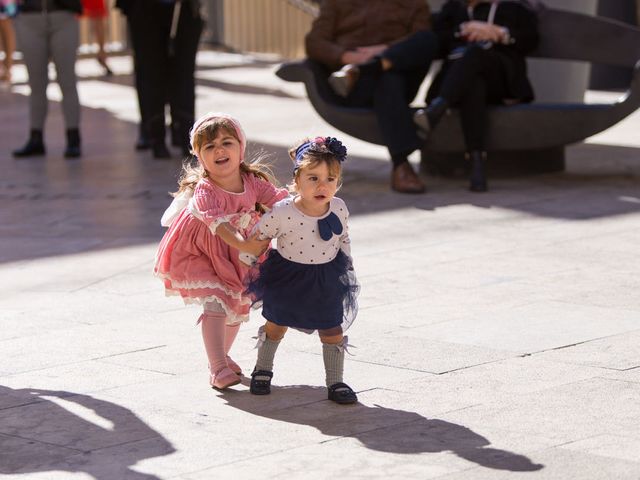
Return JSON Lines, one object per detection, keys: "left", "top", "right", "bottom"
{"left": 154, "top": 174, "right": 288, "bottom": 324}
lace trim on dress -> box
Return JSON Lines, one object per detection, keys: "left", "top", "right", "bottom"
{"left": 155, "top": 271, "right": 249, "bottom": 302}
{"left": 164, "top": 290, "right": 250, "bottom": 325}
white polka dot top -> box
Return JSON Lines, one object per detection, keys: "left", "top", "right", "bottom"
{"left": 257, "top": 196, "right": 351, "bottom": 264}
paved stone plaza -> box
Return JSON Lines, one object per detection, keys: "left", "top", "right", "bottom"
{"left": 1, "top": 51, "right": 640, "bottom": 479}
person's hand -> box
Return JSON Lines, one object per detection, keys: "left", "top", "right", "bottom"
{"left": 341, "top": 44, "right": 387, "bottom": 66}
{"left": 242, "top": 233, "right": 271, "bottom": 257}
{"left": 460, "top": 21, "right": 504, "bottom": 43}
{"left": 356, "top": 44, "right": 387, "bottom": 58}
{"left": 341, "top": 50, "right": 373, "bottom": 65}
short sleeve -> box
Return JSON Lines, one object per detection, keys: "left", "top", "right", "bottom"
{"left": 251, "top": 176, "right": 289, "bottom": 209}
{"left": 338, "top": 203, "right": 351, "bottom": 257}
{"left": 192, "top": 182, "right": 228, "bottom": 232}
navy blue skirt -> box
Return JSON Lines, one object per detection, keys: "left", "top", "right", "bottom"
{"left": 245, "top": 249, "right": 359, "bottom": 332}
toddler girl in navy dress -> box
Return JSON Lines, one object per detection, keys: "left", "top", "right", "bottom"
{"left": 245, "top": 136, "right": 360, "bottom": 404}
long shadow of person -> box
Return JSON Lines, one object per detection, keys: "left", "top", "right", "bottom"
{"left": 0, "top": 386, "right": 175, "bottom": 479}
{"left": 219, "top": 384, "right": 543, "bottom": 472}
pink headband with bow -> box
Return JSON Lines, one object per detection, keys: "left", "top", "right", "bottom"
{"left": 189, "top": 112, "right": 247, "bottom": 161}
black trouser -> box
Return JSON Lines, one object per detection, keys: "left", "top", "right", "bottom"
{"left": 345, "top": 30, "right": 438, "bottom": 158}
{"left": 128, "top": 0, "right": 203, "bottom": 149}
{"left": 123, "top": 19, "right": 148, "bottom": 140}
{"left": 435, "top": 45, "right": 508, "bottom": 152}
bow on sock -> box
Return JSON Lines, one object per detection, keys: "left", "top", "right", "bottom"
{"left": 317, "top": 212, "right": 343, "bottom": 241}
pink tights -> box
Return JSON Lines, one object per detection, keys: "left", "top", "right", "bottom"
{"left": 200, "top": 311, "right": 240, "bottom": 374}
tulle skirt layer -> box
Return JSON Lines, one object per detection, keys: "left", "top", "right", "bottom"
{"left": 246, "top": 249, "right": 359, "bottom": 332}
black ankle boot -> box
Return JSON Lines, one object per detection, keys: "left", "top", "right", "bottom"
{"left": 152, "top": 141, "right": 171, "bottom": 159}
{"left": 426, "top": 97, "right": 449, "bottom": 127}
{"left": 135, "top": 124, "right": 151, "bottom": 150}
{"left": 13, "top": 129, "right": 45, "bottom": 158}
{"left": 149, "top": 115, "right": 170, "bottom": 159}
{"left": 468, "top": 151, "right": 488, "bottom": 192}
{"left": 413, "top": 96, "right": 449, "bottom": 139}
{"left": 170, "top": 117, "right": 192, "bottom": 156}
{"left": 64, "top": 128, "right": 81, "bottom": 158}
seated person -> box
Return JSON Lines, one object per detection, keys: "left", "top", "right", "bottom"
{"left": 305, "top": 0, "right": 439, "bottom": 194}
{"left": 414, "top": 0, "right": 539, "bottom": 192}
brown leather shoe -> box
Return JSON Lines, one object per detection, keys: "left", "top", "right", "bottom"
{"left": 328, "top": 64, "right": 360, "bottom": 97}
{"left": 391, "top": 162, "right": 426, "bottom": 194}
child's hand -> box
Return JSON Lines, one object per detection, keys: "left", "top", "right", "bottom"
{"left": 242, "top": 232, "right": 271, "bottom": 257}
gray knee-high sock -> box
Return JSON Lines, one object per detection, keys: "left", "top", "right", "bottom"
{"left": 255, "top": 337, "right": 281, "bottom": 372}
{"left": 323, "top": 343, "right": 345, "bottom": 387}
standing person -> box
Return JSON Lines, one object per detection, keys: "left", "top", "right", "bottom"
{"left": 119, "top": 0, "right": 203, "bottom": 159}
{"left": 246, "top": 136, "right": 360, "bottom": 405}
{"left": 154, "top": 113, "right": 289, "bottom": 390}
{"left": 12, "top": 0, "right": 83, "bottom": 158}
{"left": 114, "top": 0, "right": 149, "bottom": 151}
{"left": 414, "top": 0, "right": 539, "bottom": 192}
{"left": 0, "top": 0, "right": 16, "bottom": 90}
{"left": 305, "top": 0, "right": 439, "bottom": 194}
{"left": 82, "top": 0, "right": 113, "bottom": 76}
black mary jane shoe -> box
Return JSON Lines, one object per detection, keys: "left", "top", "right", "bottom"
{"left": 250, "top": 369, "right": 273, "bottom": 395}
{"left": 327, "top": 382, "right": 358, "bottom": 404}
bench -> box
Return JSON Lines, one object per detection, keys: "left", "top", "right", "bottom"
{"left": 276, "top": 5, "right": 640, "bottom": 174}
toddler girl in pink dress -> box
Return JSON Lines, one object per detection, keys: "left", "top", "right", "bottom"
{"left": 154, "top": 112, "right": 288, "bottom": 390}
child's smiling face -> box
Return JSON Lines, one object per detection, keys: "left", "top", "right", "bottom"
{"left": 197, "top": 131, "right": 242, "bottom": 186}
{"left": 295, "top": 160, "right": 340, "bottom": 215}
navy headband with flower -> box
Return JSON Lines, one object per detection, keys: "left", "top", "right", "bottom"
{"left": 294, "top": 136, "right": 347, "bottom": 171}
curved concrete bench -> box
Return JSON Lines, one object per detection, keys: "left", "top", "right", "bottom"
{"left": 276, "top": 6, "right": 640, "bottom": 171}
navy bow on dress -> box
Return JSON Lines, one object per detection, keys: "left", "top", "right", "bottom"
{"left": 317, "top": 212, "right": 343, "bottom": 241}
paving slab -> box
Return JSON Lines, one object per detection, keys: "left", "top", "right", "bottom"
{"left": 438, "top": 377, "right": 640, "bottom": 444}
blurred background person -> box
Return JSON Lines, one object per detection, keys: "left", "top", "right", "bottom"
{"left": 305, "top": 0, "right": 438, "bottom": 194}
{"left": 0, "top": 0, "right": 16, "bottom": 89}
{"left": 116, "top": 0, "right": 203, "bottom": 159}
{"left": 82, "top": 0, "right": 113, "bottom": 76}
{"left": 414, "top": 0, "right": 539, "bottom": 192}
{"left": 12, "top": 0, "right": 83, "bottom": 158}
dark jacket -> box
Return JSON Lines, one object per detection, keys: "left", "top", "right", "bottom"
{"left": 305, "top": 0, "right": 431, "bottom": 71}
{"left": 430, "top": 0, "right": 539, "bottom": 102}
{"left": 19, "top": 0, "right": 82, "bottom": 13}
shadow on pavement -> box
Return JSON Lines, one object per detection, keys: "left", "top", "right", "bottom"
{"left": 0, "top": 386, "right": 175, "bottom": 479}
{"left": 219, "top": 385, "right": 544, "bottom": 472}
